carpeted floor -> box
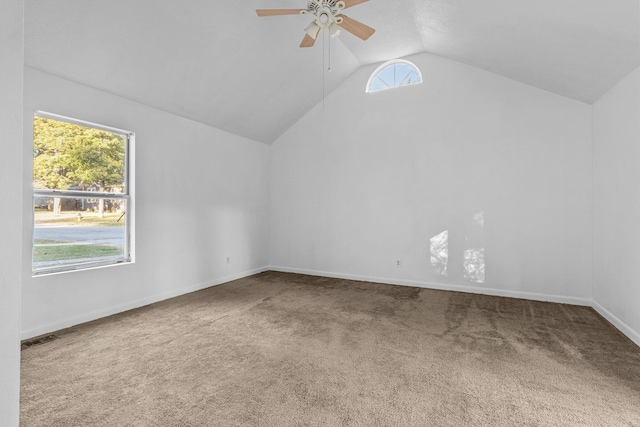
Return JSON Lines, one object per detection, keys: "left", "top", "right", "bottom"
{"left": 20, "top": 271, "right": 640, "bottom": 426}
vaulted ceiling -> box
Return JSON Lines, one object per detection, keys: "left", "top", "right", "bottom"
{"left": 24, "top": 0, "right": 639, "bottom": 144}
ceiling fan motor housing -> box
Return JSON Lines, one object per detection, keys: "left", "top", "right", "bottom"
{"left": 307, "top": 0, "right": 346, "bottom": 29}
{"left": 256, "top": 0, "right": 373, "bottom": 47}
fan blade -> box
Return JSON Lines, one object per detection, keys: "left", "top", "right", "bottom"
{"left": 256, "top": 9, "right": 304, "bottom": 16}
{"left": 342, "top": 0, "right": 369, "bottom": 9}
{"left": 337, "top": 15, "right": 375, "bottom": 40}
{"left": 300, "top": 33, "right": 316, "bottom": 48}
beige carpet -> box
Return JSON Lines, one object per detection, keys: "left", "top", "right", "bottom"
{"left": 21, "top": 272, "right": 640, "bottom": 426}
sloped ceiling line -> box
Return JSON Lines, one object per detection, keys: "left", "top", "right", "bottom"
{"left": 24, "top": 0, "right": 639, "bottom": 144}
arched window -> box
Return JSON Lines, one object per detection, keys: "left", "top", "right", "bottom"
{"left": 366, "top": 59, "right": 422, "bottom": 93}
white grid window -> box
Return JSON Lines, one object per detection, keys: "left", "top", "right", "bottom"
{"left": 32, "top": 112, "right": 134, "bottom": 275}
{"left": 366, "top": 59, "right": 422, "bottom": 93}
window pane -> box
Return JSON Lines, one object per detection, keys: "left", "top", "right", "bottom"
{"left": 376, "top": 65, "right": 396, "bottom": 88}
{"left": 367, "top": 60, "right": 422, "bottom": 93}
{"left": 393, "top": 63, "right": 411, "bottom": 86}
{"left": 369, "top": 77, "right": 390, "bottom": 92}
{"left": 33, "top": 197, "right": 127, "bottom": 272}
{"left": 401, "top": 70, "right": 420, "bottom": 86}
{"left": 33, "top": 116, "right": 126, "bottom": 194}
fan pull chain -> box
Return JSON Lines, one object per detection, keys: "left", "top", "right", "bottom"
{"left": 328, "top": 31, "right": 332, "bottom": 73}
{"left": 322, "top": 30, "right": 325, "bottom": 110}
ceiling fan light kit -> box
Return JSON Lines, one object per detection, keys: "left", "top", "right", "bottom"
{"left": 329, "top": 21, "right": 341, "bottom": 38}
{"left": 256, "top": 0, "right": 374, "bottom": 48}
{"left": 304, "top": 21, "right": 321, "bottom": 39}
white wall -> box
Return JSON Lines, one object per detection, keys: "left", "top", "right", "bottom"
{"left": 22, "top": 68, "right": 270, "bottom": 338}
{"left": 592, "top": 67, "right": 640, "bottom": 346}
{"left": 0, "top": 0, "right": 23, "bottom": 424}
{"left": 19, "top": 50, "right": 637, "bottom": 352}
{"left": 270, "top": 52, "right": 593, "bottom": 304}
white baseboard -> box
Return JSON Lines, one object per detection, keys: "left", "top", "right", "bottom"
{"left": 24, "top": 265, "right": 639, "bottom": 350}
{"left": 269, "top": 265, "right": 592, "bottom": 307}
{"left": 592, "top": 301, "right": 640, "bottom": 347}
{"left": 21, "top": 266, "right": 269, "bottom": 340}
{"left": 271, "top": 265, "right": 640, "bottom": 347}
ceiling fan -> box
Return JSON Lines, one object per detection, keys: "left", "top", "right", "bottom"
{"left": 256, "top": 0, "right": 375, "bottom": 48}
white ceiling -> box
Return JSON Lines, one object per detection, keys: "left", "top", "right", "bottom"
{"left": 24, "top": 0, "right": 639, "bottom": 144}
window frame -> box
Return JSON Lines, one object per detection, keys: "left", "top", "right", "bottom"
{"left": 366, "top": 59, "right": 423, "bottom": 93}
{"left": 32, "top": 111, "right": 134, "bottom": 276}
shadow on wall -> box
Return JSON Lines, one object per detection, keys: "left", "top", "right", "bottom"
{"left": 430, "top": 210, "right": 485, "bottom": 284}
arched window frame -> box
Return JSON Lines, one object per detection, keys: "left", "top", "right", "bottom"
{"left": 366, "top": 59, "right": 422, "bottom": 93}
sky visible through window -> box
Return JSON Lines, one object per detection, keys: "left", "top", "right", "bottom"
{"left": 367, "top": 61, "right": 422, "bottom": 93}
